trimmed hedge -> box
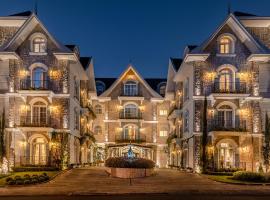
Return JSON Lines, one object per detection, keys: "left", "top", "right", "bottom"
{"left": 12, "top": 167, "right": 59, "bottom": 172}
{"left": 6, "top": 173, "right": 50, "bottom": 185}
{"left": 105, "top": 157, "right": 155, "bottom": 169}
{"left": 232, "top": 171, "right": 270, "bottom": 182}
{"left": 205, "top": 171, "right": 233, "bottom": 176}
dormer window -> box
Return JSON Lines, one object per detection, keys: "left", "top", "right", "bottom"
{"left": 218, "top": 34, "right": 235, "bottom": 54}
{"left": 30, "top": 33, "right": 47, "bottom": 54}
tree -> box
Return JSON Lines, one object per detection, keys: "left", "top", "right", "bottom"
{"left": 263, "top": 112, "right": 270, "bottom": 172}
{"left": 201, "top": 96, "right": 208, "bottom": 173}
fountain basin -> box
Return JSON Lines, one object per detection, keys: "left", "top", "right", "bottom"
{"left": 106, "top": 167, "right": 155, "bottom": 178}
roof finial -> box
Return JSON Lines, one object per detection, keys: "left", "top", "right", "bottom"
{"left": 34, "top": 0, "right": 38, "bottom": 15}
{"left": 227, "top": 1, "right": 231, "bottom": 15}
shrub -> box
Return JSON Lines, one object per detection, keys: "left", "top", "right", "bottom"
{"left": 31, "top": 178, "right": 39, "bottom": 184}
{"left": 205, "top": 171, "right": 233, "bottom": 176}
{"left": 15, "top": 179, "right": 24, "bottom": 185}
{"left": 23, "top": 174, "right": 30, "bottom": 179}
{"left": 232, "top": 171, "right": 265, "bottom": 182}
{"left": 24, "top": 179, "right": 31, "bottom": 185}
{"left": 38, "top": 175, "right": 46, "bottom": 182}
{"left": 7, "top": 180, "right": 15, "bottom": 185}
{"left": 14, "top": 175, "right": 22, "bottom": 180}
{"left": 105, "top": 157, "right": 155, "bottom": 169}
{"left": 12, "top": 167, "right": 59, "bottom": 172}
{"left": 5, "top": 177, "right": 13, "bottom": 183}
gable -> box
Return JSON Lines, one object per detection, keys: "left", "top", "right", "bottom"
{"left": 100, "top": 66, "right": 162, "bottom": 98}
{"left": 2, "top": 14, "right": 70, "bottom": 53}
{"left": 193, "top": 14, "right": 267, "bottom": 55}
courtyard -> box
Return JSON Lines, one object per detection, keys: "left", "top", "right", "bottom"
{"left": 0, "top": 167, "right": 270, "bottom": 197}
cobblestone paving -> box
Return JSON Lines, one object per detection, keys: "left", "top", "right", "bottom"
{"left": 0, "top": 167, "right": 270, "bottom": 196}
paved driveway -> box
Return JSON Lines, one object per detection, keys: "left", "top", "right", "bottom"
{"left": 0, "top": 167, "right": 270, "bottom": 196}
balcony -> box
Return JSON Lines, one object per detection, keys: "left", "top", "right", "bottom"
{"left": 19, "top": 116, "right": 61, "bottom": 128}
{"left": 115, "top": 134, "right": 146, "bottom": 143}
{"left": 208, "top": 119, "right": 247, "bottom": 132}
{"left": 120, "top": 89, "right": 142, "bottom": 97}
{"left": 205, "top": 81, "right": 248, "bottom": 95}
{"left": 19, "top": 79, "right": 62, "bottom": 93}
{"left": 119, "top": 110, "right": 142, "bottom": 119}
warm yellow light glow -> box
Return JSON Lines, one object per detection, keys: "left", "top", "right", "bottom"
{"left": 49, "top": 105, "right": 59, "bottom": 113}
{"left": 19, "top": 141, "right": 27, "bottom": 147}
{"left": 204, "top": 71, "right": 216, "bottom": 80}
{"left": 49, "top": 69, "right": 61, "bottom": 78}
{"left": 19, "top": 69, "right": 29, "bottom": 77}
{"left": 238, "top": 72, "right": 249, "bottom": 81}
{"left": 20, "top": 104, "right": 29, "bottom": 112}
{"left": 139, "top": 105, "right": 145, "bottom": 111}
{"left": 239, "top": 108, "right": 249, "bottom": 117}
{"left": 117, "top": 105, "right": 123, "bottom": 110}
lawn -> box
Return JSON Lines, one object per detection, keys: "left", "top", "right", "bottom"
{"left": 205, "top": 175, "right": 270, "bottom": 185}
{"left": 0, "top": 171, "right": 60, "bottom": 186}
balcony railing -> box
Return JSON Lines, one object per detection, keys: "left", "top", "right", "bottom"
{"left": 204, "top": 81, "right": 248, "bottom": 94}
{"left": 119, "top": 110, "right": 142, "bottom": 119}
{"left": 115, "top": 134, "right": 146, "bottom": 143}
{"left": 120, "top": 89, "right": 142, "bottom": 97}
{"left": 19, "top": 79, "right": 62, "bottom": 92}
{"left": 19, "top": 116, "right": 62, "bottom": 128}
{"left": 19, "top": 156, "right": 49, "bottom": 166}
{"left": 208, "top": 119, "right": 247, "bottom": 132}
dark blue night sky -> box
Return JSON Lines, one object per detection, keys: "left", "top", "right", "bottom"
{"left": 1, "top": 0, "right": 270, "bottom": 78}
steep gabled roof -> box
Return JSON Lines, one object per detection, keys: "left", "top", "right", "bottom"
{"left": 100, "top": 65, "right": 163, "bottom": 98}
{"left": 170, "top": 57, "right": 183, "bottom": 72}
{"left": 9, "top": 11, "right": 33, "bottom": 17}
{"left": 80, "top": 57, "right": 92, "bottom": 70}
{"left": 1, "top": 13, "right": 71, "bottom": 52}
{"left": 190, "top": 13, "right": 268, "bottom": 54}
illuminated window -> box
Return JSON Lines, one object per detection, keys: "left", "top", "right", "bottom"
{"left": 157, "top": 82, "right": 166, "bottom": 96}
{"left": 218, "top": 68, "right": 233, "bottom": 92}
{"left": 124, "top": 104, "right": 138, "bottom": 118}
{"left": 124, "top": 81, "right": 138, "bottom": 96}
{"left": 32, "top": 101, "right": 47, "bottom": 126}
{"left": 219, "top": 36, "right": 233, "bottom": 54}
{"left": 33, "top": 37, "right": 46, "bottom": 53}
{"left": 159, "top": 130, "right": 168, "bottom": 137}
{"left": 159, "top": 109, "right": 168, "bottom": 116}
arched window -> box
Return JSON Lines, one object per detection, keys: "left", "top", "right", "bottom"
{"left": 123, "top": 124, "right": 138, "bottom": 140}
{"left": 96, "top": 81, "right": 105, "bottom": 95}
{"left": 124, "top": 81, "right": 138, "bottom": 96}
{"left": 218, "top": 35, "right": 235, "bottom": 54}
{"left": 218, "top": 68, "right": 233, "bottom": 92}
{"left": 216, "top": 139, "right": 238, "bottom": 169}
{"left": 32, "top": 37, "right": 46, "bottom": 53}
{"left": 157, "top": 82, "right": 166, "bottom": 96}
{"left": 95, "top": 104, "right": 102, "bottom": 114}
{"left": 32, "top": 101, "right": 47, "bottom": 126}
{"left": 124, "top": 104, "right": 138, "bottom": 118}
{"left": 94, "top": 125, "right": 102, "bottom": 135}
{"left": 217, "top": 105, "right": 233, "bottom": 128}
{"left": 32, "top": 67, "right": 47, "bottom": 89}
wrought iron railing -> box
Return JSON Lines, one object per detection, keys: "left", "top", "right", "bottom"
{"left": 19, "top": 79, "right": 62, "bottom": 92}
{"left": 115, "top": 134, "right": 146, "bottom": 143}
{"left": 208, "top": 119, "right": 247, "bottom": 132}
{"left": 119, "top": 110, "right": 142, "bottom": 119}
{"left": 204, "top": 81, "right": 248, "bottom": 94}
{"left": 19, "top": 116, "right": 62, "bottom": 128}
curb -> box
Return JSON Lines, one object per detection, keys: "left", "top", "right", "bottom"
{"left": 201, "top": 174, "right": 270, "bottom": 186}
